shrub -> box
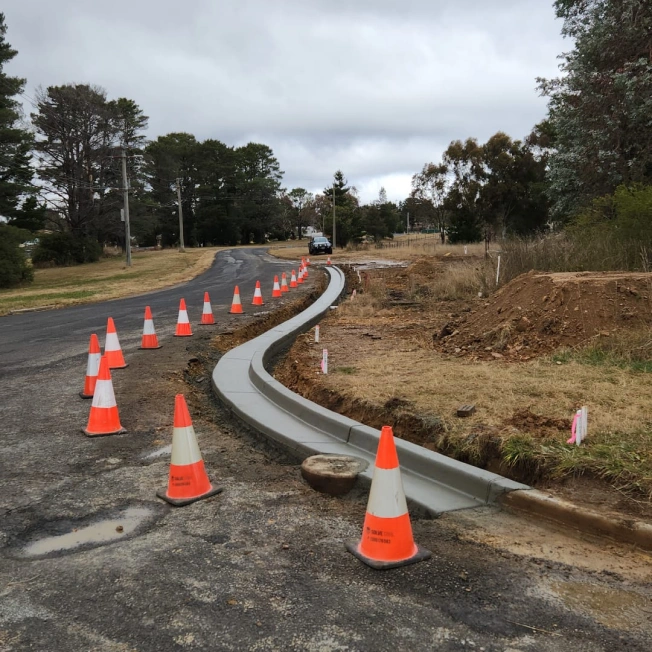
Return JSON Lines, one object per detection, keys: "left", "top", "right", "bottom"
{"left": 0, "top": 225, "right": 34, "bottom": 288}
{"left": 32, "top": 232, "right": 102, "bottom": 267}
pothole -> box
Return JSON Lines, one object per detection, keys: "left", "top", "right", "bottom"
{"left": 9, "top": 503, "right": 165, "bottom": 559}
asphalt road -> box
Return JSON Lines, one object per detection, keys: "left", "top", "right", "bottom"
{"left": 0, "top": 248, "right": 650, "bottom": 652}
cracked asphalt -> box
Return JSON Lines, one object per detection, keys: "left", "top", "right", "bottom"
{"left": 0, "top": 248, "right": 651, "bottom": 651}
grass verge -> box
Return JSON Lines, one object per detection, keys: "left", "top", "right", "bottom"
{"left": 0, "top": 248, "right": 221, "bottom": 315}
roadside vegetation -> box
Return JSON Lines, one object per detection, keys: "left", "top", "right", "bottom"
{"left": 0, "top": 247, "right": 218, "bottom": 315}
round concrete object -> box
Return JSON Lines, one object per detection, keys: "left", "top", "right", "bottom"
{"left": 301, "top": 455, "right": 364, "bottom": 496}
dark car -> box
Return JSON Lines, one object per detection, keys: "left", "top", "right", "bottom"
{"left": 308, "top": 236, "right": 332, "bottom": 255}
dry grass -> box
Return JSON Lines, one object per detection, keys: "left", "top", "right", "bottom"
{"left": 0, "top": 247, "right": 221, "bottom": 315}
{"left": 417, "top": 261, "right": 494, "bottom": 301}
{"left": 315, "top": 309, "right": 652, "bottom": 497}
{"left": 268, "top": 238, "right": 486, "bottom": 264}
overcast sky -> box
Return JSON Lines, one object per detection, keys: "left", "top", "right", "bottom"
{"left": 4, "top": 0, "right": 565, "bottom": 203}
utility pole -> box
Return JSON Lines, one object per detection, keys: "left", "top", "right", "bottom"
{"left": 407, "top": 211, "right": 410, "bottom": 234}
{"left": 332, "top": 185, "right": 336, "bottom": 249}
{"left": 176, "top": 178, "right": 185, "bottom": 252}
{"left": 121, "top": 149, "right": 132, "bottom": 267}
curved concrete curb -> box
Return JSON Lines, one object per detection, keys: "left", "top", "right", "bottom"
{"left": 213, "top": 266, "right": 528, "bottom": 517}
{"left": 500, "top": 490, "right": 652, "bottom": 551}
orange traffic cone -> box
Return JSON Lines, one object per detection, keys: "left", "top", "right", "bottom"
{"left": 290, "top": 270, "right": 298, "bottom": 288}
{"left": 302, "top": 263, "right": 309, "bottom": 278}
{"left": 297, "top": 267, "right": 304, "bottom": 284}
{"left": 252, "top": 280, "right": 264, "bottom": 306}
{"left": 346, "top": 426, "right": 431, "bottom": 569}
{"left": 281, "top": 272, "right": 289, "bottom": 293}
{"left": 104, "top": 317, "right": 127, "bottom": 369}
{"left": 140, "top": 306, "right": 162, "bottom": 349}
{"left": 80, "top": 333, "right": 101, "bottom": 398}
{"left": 272, "top": 275, "right": 282, "bottom": 298}
{"left": 156, "top": 394, "right": 223, "bottom": 506}
{"left": 306, "top": 257, "right": 311, "bottom": 266}
{"left": 83, "top": 355, "right": 126, "bottom": 437}
{"left": 175, "top": 299, "right": 193, "bottom": 336}
{"left": 327, "top": 256, "right": 332, "bottom": 266}
{"left": 229, "top": 286, "right": 244, "bottom": 314}
{"left": 199, "top": 292, "right": 215, "bottom": 325}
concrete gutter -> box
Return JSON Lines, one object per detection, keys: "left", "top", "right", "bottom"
{"left": 212, "top": 266, "right": 528, "bottom": 517}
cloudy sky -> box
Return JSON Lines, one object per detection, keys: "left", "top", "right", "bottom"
{"left": 4, "top": 0, "right": 566, "bottom": 203}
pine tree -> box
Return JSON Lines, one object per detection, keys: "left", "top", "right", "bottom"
{"left": 0, "top": 13, "right": 39, "bottom": 225}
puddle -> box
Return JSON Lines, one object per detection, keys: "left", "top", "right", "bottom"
{"left": 15, "top": 505, "right": 162, "bottom": 559}
{"left": 550, "top": 580, "right": 651, "bottom": 632}
{"left": 140, "top": 444, "right": 172, "bottom": 461}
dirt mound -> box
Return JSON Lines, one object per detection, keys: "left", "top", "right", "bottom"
{"left": 407, "top": 257, "right": 442, "bottom": 281}
{"left": 436, "top": 271, "right": 652, "bottom": 359}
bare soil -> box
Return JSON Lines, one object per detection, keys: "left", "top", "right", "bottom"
{"left": 273, "top": 259, "right": 652, "bottom": 523}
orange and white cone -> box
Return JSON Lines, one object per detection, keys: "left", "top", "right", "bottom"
{"left": 229, "top": 286, "right": 244, "bottom": 314}
{"left": 302, "top": 263, "right": 309, "bottom": 278}
{"left": 199, "top": 292, "right": 215, "bottom": 325}
{"left": 346, "top": 425, "right": 431, "bottom": 569}
{"left": 271, "top": 275, "right": 282, "bottom": 298}
{"left": 175, "top": 299, "right": 193, "bottom": 337}
{"left": 156, "top": 394, "right": 223, "bottom": 506}
{"left": 290, "top": 270, "right": 298, "bottom": 288}
{"left": 83, "top": 355, "right": 126, "bottom": 437}
{"left": 306, "top": 257, "right": 311, "bottom": 266}
{"left": 140, "top": 306, "right": 162, "bottom": 349}
{"left": 80, "top": 333, "right": 101, "bottom": 398}
{"left": 327, "top": 256, "right": 332, "bottom": 266}
{"left": 297, "top": 267, "right": 304, "bottom": 284}
{"left": 281, "top": 272, "right": 289, "bottom": 293}
{"left": 104, "top": 317, "right": 127, "bottom": 369}
{"left": 252, "top": 280, "right": 264, "bottom": 306}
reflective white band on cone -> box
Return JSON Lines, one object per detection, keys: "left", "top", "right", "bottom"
{"left": 86, "top": 352, "right": 101, "bottom": 377}
{"left": 143, "top": 320, "right": 156, "bottom": 335}
{"left": 366, "top": 466, "right": 409, "bottom": 518}
{"left": 178, "top": 310, "right": 190, "bottom": 324}
{"left": 92, "top": 379, "right": 118, "bottom": 409}
{"left": 105, "top": 331, "right": 121, "bottom": 352}
{"left": 171, "top": 425, "right": 203, "bottom": 466}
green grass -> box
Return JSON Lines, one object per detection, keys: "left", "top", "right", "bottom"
{"left": 334, "top": 366, "right": 357, "bottom": 375}
{"left": 0, "top": 290, "right": 99, "bottom": 309}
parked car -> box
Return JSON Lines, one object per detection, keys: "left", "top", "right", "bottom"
{"left": 308, "top": 236, "right": 332, "bottom": 255}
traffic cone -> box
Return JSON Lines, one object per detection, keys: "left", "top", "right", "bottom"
{"left": 140, "top": 306, "right": 162, "bottom": 349}
{"left": 229, "top": 286, "right": 244, "bottom": 314}
{"left": 156, "top": 394, "right": 223, "bottom": 506}
{"left": 346, "top": 426, "right": 431, "bottom": 569}
{"left": 306, "top": 257, "right": 311, "bottom": 266}
{"left": 302, "top": 263, "right": 309, "bottom": 278}
{"left": 83, "top": 355, "right": 126, "bottom": 437}
{"left": 80, "top": 333, "right": 101, "bottom": 398}
{"left": 281, "top": 272, "right": 289, "bottom": 293}
{"left": 290, "top": 270, "right": 298, "bottom": 288}
{"left": 327, "top": 256, "right": 332, "bottom": 266}
{"left": 199, "top": 292, "right": 215, "bottom": 325}
{"left": 297, "top": 267, "right": 304, "bottom": 284}
{"left": 104, "top": 317, "right": 127, "bottom": 369}
{"left": 175, "top": 299, "right": 193, "bottom": 336}
{"left": 271, "top": 275, "right": 282, "bottom": 298}
{"left": 252, "top": 280, "right": 264, "bottom": 306}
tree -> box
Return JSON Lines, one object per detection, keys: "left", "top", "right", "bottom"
{"left": 539, "top": 0, "right": 652, "bottom": 220}
{"left": 322, "top": 170, "right": 359, "bottom": 246}
{"left": 31, "top": 84, "right": 148, "bottom": 248}
{"left": 0, "top": 14, "right": 42, "bottom": 229}
{"left": 411, "top": 162, "right": 449, "bottom": 238}
{"left": 287, "top": 188, "right": 313, "bottom": 238}
{"left": 0, "top": 224, "right": 33, "bottom": 287}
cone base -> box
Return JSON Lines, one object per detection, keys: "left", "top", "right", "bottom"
{"left": 79, "top": 391, "right": 93, "bottom": 399}
{"left": 156, "top": 484, "right": 223, "bottom": 507}
{"left": 139, "top": 345, "right": 163, "bottom": 350}
{"left": 174, "top": 333, "right": 193, "bottom": 337}
{"left": 199, "top": 321, "right": 215, "bottom": 325}
{"left": 230, "top": 308, "right": 244, "bottom": 314}
{"left": 107, "top": 363, "right": 128, "bottom": 369}
{"left": 345, "top": 542, "right": 431, "bottom": 570}
{"left": 82, "top": 426, "right": 127, "bottom": 437}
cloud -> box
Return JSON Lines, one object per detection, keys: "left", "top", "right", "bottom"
{"left": 3, "top": 0, "right": 565, "bottom": 203}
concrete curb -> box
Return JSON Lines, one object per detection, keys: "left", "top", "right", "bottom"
{"left": 499, "top": 489, "right": 652, "bottom": 552}
{"left": 212, "top": 266, "right": 528, "bottom": 517}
